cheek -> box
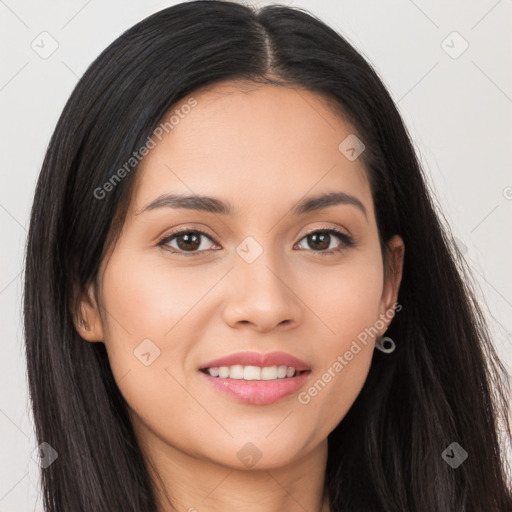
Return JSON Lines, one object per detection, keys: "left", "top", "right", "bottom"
{"left": 100, "top": 248, "right": 219, "bottom": 337}
{"left": 97, "top": 249, "right": 228, "bottom": 417}
{"left": 97, "top": 249, "right": 199, "bottom": 396}
{"left": 294, "top": 252, "right": 383, "bottom": 432}
{"left": 97, "top": 253, "right": 205, "bottom": 454}
{"left": 305, "top": 251, "right": 385, "bottom": 346}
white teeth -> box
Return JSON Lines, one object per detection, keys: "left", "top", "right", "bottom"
{"left": 205, "top": 365, "right": 299, "bottom": 380}
{"left": 261, "top": 366, "right": 277, "bottom": 380}
{"left": 218, "top": 366, "right": 229, "bottom": 378}
{"left": 244, "top": 365, "right": 261, "bottom": 380}
{"left": 229, "top": 365, "right": 244, "bottom": 379}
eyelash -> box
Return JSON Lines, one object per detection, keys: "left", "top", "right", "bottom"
{"left": 156, "top": 227, "right": 355, "bottom": 257}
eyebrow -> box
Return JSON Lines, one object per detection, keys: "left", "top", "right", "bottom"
{"left": 135, "top": 191, "right": 367, "bottom": 220}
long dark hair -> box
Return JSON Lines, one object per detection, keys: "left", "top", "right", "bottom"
{"left": 23, "top": 1, "right": 511, "bottom": 510}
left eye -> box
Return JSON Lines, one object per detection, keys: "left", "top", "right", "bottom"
{"left": 157, "top": 228, "right": 353, "bottom": 255}
{"left": 295, "top": 229, "right": 354, "bottom": 254}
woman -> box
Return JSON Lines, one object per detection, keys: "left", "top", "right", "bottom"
{"left": 24, "top": 1, "right": 512, "bottom": 510}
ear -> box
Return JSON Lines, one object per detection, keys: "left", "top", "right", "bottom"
{"left": 73, "top": 282, "right": 105, "bottom": 342}
{"left": 377, "top": 234, "right": 405, "bottom": 336}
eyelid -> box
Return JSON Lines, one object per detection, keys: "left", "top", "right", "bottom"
{"left": 300, "top": 224, "right": 352, "bottom": 239}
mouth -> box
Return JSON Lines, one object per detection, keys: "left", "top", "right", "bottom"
{"left": 198, "top": 351, "right": 312, "bottom": 405}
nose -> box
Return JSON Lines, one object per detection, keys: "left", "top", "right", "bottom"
{"left": 221, "top": 248, "right": 303, "bottom": 333}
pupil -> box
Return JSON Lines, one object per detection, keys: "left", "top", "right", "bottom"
{"left": 178, "top": 233, "right": 200, "bottom": 251}
{"left": 309, "top": 232, "right": 329, "bottom": 250}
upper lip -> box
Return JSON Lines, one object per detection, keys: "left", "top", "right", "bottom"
{"left": 199, "top": 351, "right": 311, "bottom": 371}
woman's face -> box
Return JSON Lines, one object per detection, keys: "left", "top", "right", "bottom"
{"left": 79, "top": 81, "right": 404, "bottom": 470}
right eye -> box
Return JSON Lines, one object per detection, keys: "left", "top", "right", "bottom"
{"left": 157, "top": 229, "right": 220, "bottom": 255}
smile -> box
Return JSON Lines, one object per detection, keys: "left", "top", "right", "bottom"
{"left": 201, "top": 365, "right": 307, "bottom": 380}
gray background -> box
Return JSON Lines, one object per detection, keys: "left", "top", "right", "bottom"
{"left": 1, "top": 0, "right": 511, "bottom": 510}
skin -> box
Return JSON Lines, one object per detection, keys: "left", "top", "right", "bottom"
{"left": 77, "top": 81, "right": 404, "bottom": 512}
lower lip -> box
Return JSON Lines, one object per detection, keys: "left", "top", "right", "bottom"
{"left": 199, "top": 370, "right": 312, "bottom": 405}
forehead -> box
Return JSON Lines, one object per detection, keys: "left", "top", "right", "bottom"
{"left": 131, "top": 81, "right": 373, "bottom": 219}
